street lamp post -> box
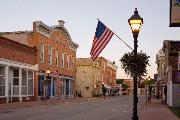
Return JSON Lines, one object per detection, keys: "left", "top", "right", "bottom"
{"left": 45, "top": 69, "right": 51, "bottom": 99}
{"left": 128, "top": 8, "right": 143, "bottom": 120}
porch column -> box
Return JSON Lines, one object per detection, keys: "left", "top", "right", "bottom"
{"left": 5, "top": 65, "right": 9, "bottom": 103}
{"left": 19, "top": 68, "right": 22, "bottom": 102}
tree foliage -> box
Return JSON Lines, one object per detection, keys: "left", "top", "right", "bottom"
{"left": 140, "top": 77, "right": 155, "bottom": 87}
{"left": 116, "top": 79, "right": 124, "bottom": 84}
{"left": 122, "top": 83, "right": 129, "bottom": 91}
{"left": 116, "top": 79, "right": 129, "bottom": 91}
{"left": 120, "top": 51, "right": 150, "bottom": 80}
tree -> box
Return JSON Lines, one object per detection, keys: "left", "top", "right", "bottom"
{"left": 116, "top": 79, "right": 128, "bottom": 91}
{"left": 139, "top": 77, "right": 155, "bottom": 88}
{"left": 122, "top": 83, "right": 129, "bottom": 91}
{"left": 116, "top": 79, "right": 124, "bottom": 84}
{"left": 120, "top": 51, "right": 150, "bottom": 80}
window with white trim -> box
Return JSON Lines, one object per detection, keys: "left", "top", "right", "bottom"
{"left": 13, "top": 69, "right": 19, "bottom": 95}
{"left": 39, "top": 43, "right": 44, "bottom": 62}
{"left": 61, "top": 52, "right": 64, "bottom": 68}
{"left": 28, "top": 70, "right": 33, "bottom": 95}
{"left": 67, "top": 54, "right": 70, "bottom": 69}
{"left": 55, "top": 49, "right": 58, "bottom": 66}
{"left": 48, "top": 46, "right": 52, "bottom": 64}
{"left": 104, "top": 63, "right": 106, "bottom": 71}
{"left": 22, "top": 69, "right": 27, "bottom": 95}
{"left": 0, "top": 66, "right": 5, "bottom": 96}
{"left": 71, "top": 57, "right": 74, "bottom": 69}
{"left": 21, "top": 69, "right": 34, "bottom": 96}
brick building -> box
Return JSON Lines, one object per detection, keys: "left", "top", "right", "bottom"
{"left": 76, "top": 57, "right": 117, "bottom": 97}
{"left": 0, "top": 20, "right": 79, "bottom": 101}
{"left": 123, "top": 79, "right": 133, "bottom": 95}
{"left": 0, "top": 36, "right": 37, "bottom": 103}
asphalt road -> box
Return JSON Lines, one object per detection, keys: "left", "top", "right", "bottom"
{"left": 0, "top": 96, "right": 145, "bottom": 120}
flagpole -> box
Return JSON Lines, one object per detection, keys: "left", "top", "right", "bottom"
{"left": 97, "top": 18, "right": 133, "bottom": 51}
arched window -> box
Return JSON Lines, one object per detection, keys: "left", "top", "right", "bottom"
{"left": 39, "top": 43, "right": 44, "bottom": 62}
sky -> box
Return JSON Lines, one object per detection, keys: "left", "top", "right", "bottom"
{"left": 0, "top": 0, "right": 179, "bottom": 79}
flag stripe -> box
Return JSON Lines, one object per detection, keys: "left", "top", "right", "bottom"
{"left": 90, "top": 29, "right": 109, "bottom": 55}
{"left": 91, "top": 29, "right": 111, "bottom": 56}
{"left": 95, "top": 31, "right": 113, "bottom": 57}
{"left": 92, "top": 29, "right": 112, "bottom": 58}
{"left": 92, "top": 32, "right": 113, "bottom": 60}
{"left": 92, "top": 32, "right": 113, "bottom": 61}
{"left": 90, "top": 21, "right": 114, "bottom": 61}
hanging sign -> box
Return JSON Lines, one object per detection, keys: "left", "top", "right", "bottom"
{"left": 170, "top": 0, "right": 180, "bottom": 27}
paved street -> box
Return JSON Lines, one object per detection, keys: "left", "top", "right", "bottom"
{"left": 0, "top": 96, "right": 145, "bottom": 120}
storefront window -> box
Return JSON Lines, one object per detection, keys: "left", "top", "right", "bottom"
{"left": 0, "top": 66, "right": 5, "bottom": 96}
{"left": 38, "top": 75, "right": 45, "bottom": 96}
{"left": 13, "top": 69, "right": 19, "bottom": 85}
{"left": 28, "top": 70, "right": 33, "bottom": 95}
{"left": 13, "top": 69, "right": 19, "bottom": 95}
{"left": 70, "top": 81, "right": 72, "bottom": 95}
{"left": 22, "top": 69, "right": 27, "bottom": 95}
{"left": 62, "top": 79, "right": 65, "bottom": 95}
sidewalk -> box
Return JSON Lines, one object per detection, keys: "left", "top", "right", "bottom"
{"left": 0, "top": 97, "right": 103, "bottom": 112}
{"left": 139, "top": 99, "right": 179, "bottom": 120}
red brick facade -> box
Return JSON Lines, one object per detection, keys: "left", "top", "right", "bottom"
{"left": 98, "top": 57, "right": 117, "bottom": 87}
{"left": 0, "top": 20, "right": 78, "bottom": 102}
{"left": 0, "top": 36, "right": 37, "bottom": 64}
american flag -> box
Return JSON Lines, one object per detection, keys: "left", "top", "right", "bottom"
{"left": 53, "top": 70, "right": 59, "bottom": 78}
{"left": 90, "top": 21, "right": 114, "bottom": 61}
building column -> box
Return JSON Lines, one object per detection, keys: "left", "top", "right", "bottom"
{"left": 19, "top": 68, "right": 22, "bottom": 102}
{"left": 5, "top": 65, "right": 9, "bottom": 103}
{"left": 51, "top": 77, "right": 53, "bottom": 98}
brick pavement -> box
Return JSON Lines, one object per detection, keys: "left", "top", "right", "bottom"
{"left": 139, "top": 99, "right": 179, "bottom": 120}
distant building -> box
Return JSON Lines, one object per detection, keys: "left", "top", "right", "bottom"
{"left": 156, "top": 40, "right": 180, "bottom": 107}
{"left": 0, "top": 20, "right": 79, "bottom": 103}
{"left": 76, "top": 57, "right": 117, "bottom": 97}
{"left": 156, "top": 49, "right": 166, "bottom": 99}
{"left": 123, "top": 79, "right": 133, "bottom": 95}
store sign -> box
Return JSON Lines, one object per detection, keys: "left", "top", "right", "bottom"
{"left": 170, "top": 0, "right": 180, "bottom": 27}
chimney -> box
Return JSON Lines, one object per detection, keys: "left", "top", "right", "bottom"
{"left": 58, "top": 20, "right": 65, "bottom": 27}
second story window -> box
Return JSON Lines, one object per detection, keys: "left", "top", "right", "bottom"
{"left": 39, "top": 44, "right": 44, "bottom": 62}
{"left": 71, "top": 57, "right": 74, "bottom": 69}
{"left": 67, "top": 54, "right": 70, "bottom": 69}
{"left": 104, "top": 63, "right": 106, "bottom": 71}
{"left": 61, "top": 52, "right": 64, "bottom": 68}
{"left": 48, "top": 46, "right": 52, "bottom": 64}
{"left": 55, "top": 49, "right": 58, "bottom": 66}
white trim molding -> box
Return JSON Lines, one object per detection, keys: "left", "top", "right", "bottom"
{"left": 0, "top": 58, "right": 38, "bottom": 70}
